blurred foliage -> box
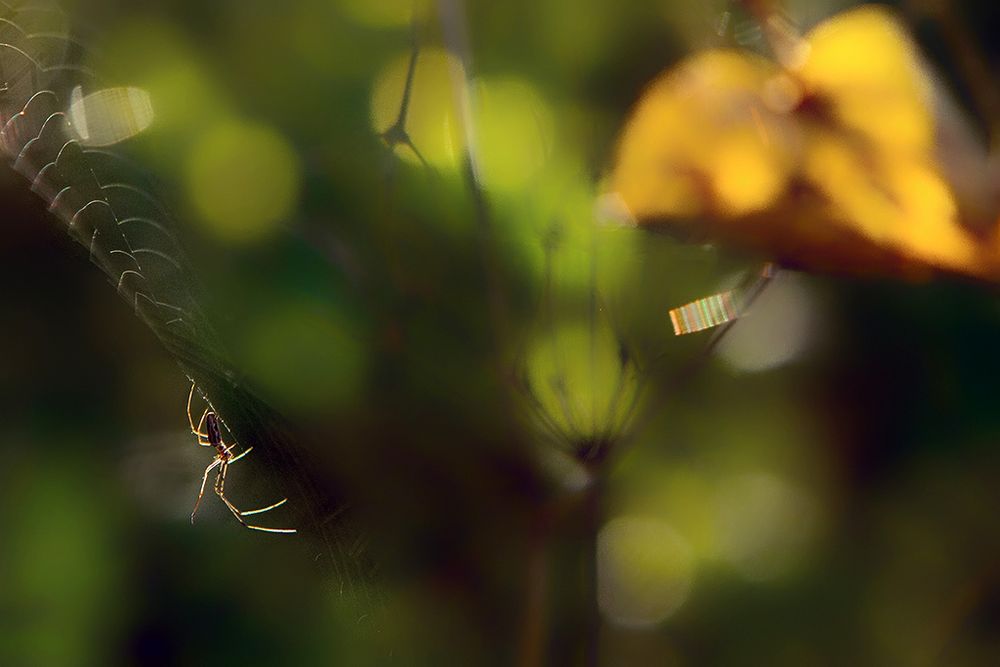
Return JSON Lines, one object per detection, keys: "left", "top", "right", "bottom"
{"left": 1, "top": 0, "right": 999, "bottom": 665}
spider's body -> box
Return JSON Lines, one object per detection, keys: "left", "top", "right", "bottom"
{"left": 204, "top": 412, "right": 226, "bottom": 458}
{"left": 187, "top": 384, "right": 296, "bottom": 534}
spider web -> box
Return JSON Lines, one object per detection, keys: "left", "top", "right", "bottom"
{"left": 0, "top": 0, "right": 213, "bottom": 365}
{"left": 0, "top": 0, "right": 380, "bottom": 611}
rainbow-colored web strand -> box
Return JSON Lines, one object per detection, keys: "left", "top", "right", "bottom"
{"left": 669, "top": 291, "right": 740, "bottom": 335}
{"left": 669, "top": 264, "right": 777, "bottom": 336}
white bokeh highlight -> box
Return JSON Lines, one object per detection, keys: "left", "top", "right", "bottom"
{"left": 597, "top": 516, "right": 695, "bottom": 627}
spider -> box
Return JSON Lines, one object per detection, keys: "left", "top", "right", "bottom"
{"left": 186, "top": 383, "right": 296, "bottom": 534}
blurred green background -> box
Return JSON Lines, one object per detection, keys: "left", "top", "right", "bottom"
{"left": 1, "top": 0, "right": 999, "bottom": 664}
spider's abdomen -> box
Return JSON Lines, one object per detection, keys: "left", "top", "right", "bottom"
{"left": 205, "top": 412, "right": 224, "bottom": 448}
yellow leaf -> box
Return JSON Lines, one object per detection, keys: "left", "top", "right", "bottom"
{"left": 613, "top": 49, "right": 797, "bottom": 221}
{"left": 793, "top": 6, "right": 933, "bottom": 152}
{"left": 610, "top": 5, "right": 1000, "bottom": 281}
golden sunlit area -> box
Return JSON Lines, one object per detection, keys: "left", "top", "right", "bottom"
{"left": 1, "top": 0, "right": 998, "bottom": 664}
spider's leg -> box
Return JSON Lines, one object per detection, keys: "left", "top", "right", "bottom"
{"left": 214, "top": 463, "right": 296, "bottom": 534}
{"left": 225, "top": 497, "right": 297, "bottom": 534}
{"left": 215, "top": 457, "right": 229, "bottom": 494}
{"left": 191, "top": 457, "right": 222, "bottom": 524}
{"left": 228, "top": 446, "right": 253, "bottom": 464}
{"left": 195, "top": 410, "right": 210, "bottom": 442}
{"left": 241, "top": 497, "right": 288, "bottom": 516}
{"left": 242, "top": 523, "right": 297, "bottom": 534}
{"left": 187, "top": 384, "right": 212, "bottom": 441}
{"left": 186, "top": 383, "right": 200, "bottom": 432}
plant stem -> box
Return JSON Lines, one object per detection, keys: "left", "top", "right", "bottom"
{"left": 517, "top": 503, "right": 554, "bottom": 667}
